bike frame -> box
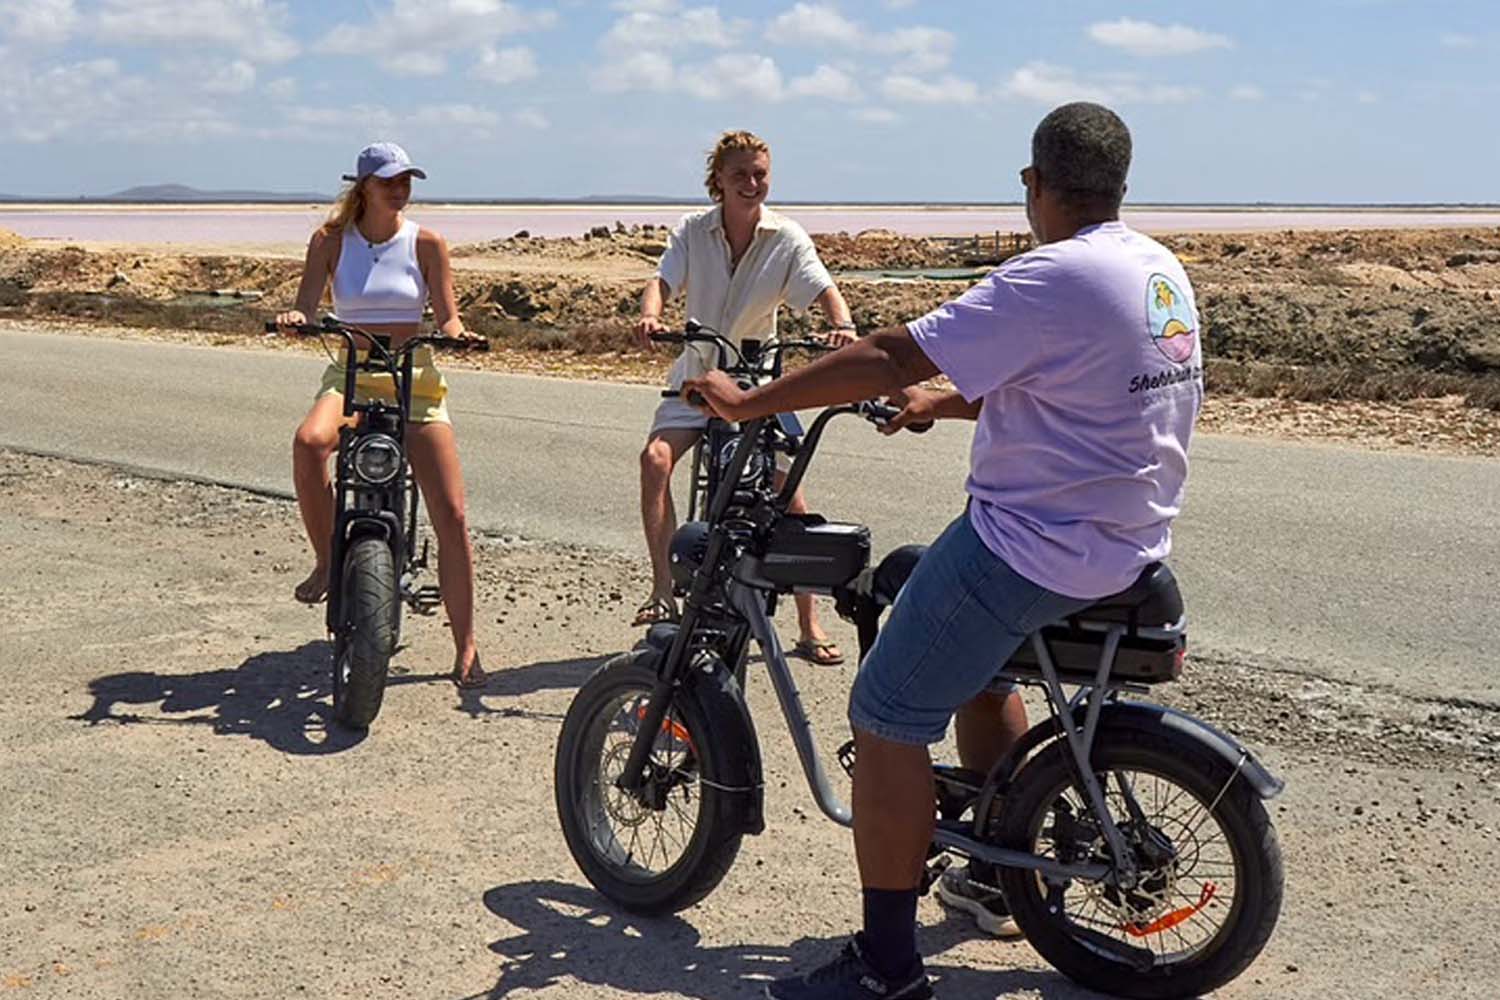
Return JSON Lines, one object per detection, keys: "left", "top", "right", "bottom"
{"left": 619, "top": 399, "right": 1265, "bottom": 898}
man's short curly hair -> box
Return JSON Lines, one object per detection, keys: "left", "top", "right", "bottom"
{"left": 1031, "top": 102, "right": 1132, "bottom": 213}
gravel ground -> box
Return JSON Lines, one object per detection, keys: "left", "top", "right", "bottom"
{"left": 2, "top": 449, "right": 1499, "bottom": 999}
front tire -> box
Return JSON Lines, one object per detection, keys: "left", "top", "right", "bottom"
{"left": 554, "top": 649, "right": 747, "bottom": 915}
{"left": 332, "top": 537, "right": 397, "bottom": 730}
{"left": 994, "top": 728, "right": 1283, "bottom": 999}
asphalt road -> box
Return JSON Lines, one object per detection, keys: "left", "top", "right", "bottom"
{"left": 4, "top": 327, "right": 1496, "bottom": 704}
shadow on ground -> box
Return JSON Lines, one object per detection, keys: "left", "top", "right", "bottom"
{"left": 474, "top": 879, "right": 1104, "bottom": 1000}
{"left": 453, "top": 654, "right": 608, "bottom": 721}
{"left": 71, "top": 640, "right": 440, "bottom": 755}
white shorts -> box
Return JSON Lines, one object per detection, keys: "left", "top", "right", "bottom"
{"left": 646, "top": 397, "right": 792, "bottom": 474}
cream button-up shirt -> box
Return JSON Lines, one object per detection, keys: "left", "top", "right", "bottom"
{"left": 657, "top": 205, "right": 834, "bottom": 388}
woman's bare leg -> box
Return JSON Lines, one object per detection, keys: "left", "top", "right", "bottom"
{"left": 405, "top": 420, "right": 481, "bottom": 681}
{"left": 290, "top": 394, "right": 352, "bottom": 603}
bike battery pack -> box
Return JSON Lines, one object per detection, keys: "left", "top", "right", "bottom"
{"left": 756, "top": 514, "right": 871, "bottom": 591}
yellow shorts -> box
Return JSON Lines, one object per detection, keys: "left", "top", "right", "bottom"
{"left": 316, "top": 345, "right": 451, "bottom": 424}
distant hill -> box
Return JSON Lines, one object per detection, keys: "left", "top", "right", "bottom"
{"left": 104, "top": 184, "right": 330, "bottom": 202}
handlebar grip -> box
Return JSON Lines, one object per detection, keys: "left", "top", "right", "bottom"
{"left": 428, "top": 337, "right": 491, "bottom": 352}
{"left": 659, "top": 388, "right": 706, "bottom": 406}
{"left": 906, "top": 420, "right": 934, "bottom": 435}
{"left": 649, "top": 332, "right": 683, "bottom": 343}
{"left": 659, "top": 389, "right": 678, "bottom": 398}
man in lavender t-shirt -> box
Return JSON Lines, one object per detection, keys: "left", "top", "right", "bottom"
{"left": 684, "top": 103, "right": 1203, "bottom": 1000}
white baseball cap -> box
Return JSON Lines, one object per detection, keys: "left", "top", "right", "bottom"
{"left": 342, "top": 141, "right": 428, "bottom": 182}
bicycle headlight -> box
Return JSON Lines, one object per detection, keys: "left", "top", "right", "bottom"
{"left": 717, "top": 435, "right": 772, "bottom": 487}
{"left": 351, "top": 434, "right": 402, "bottom": 485}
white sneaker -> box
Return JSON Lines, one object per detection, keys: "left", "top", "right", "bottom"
{"left": 936, "top": 864, "right": 1023, "bottom": 939}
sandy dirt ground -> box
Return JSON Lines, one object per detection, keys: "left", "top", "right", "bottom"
{"left": 3, "top": 449, "right": 1499, "bottom": 999}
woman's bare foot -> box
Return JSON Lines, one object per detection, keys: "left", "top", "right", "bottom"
{"left": 451, "top": 650, "right": 488, "bottom": 689}
{"left": 294, "top": 566, "right": 329, "bottom": 604}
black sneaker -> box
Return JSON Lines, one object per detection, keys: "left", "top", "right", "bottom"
{"left": 935, "top": 864, "right": 1022, "bottom": 939}
{"left": 765, "top": 936, "right": 932, "bottom": 1000}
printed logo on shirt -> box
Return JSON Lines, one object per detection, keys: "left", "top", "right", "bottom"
{"left": 1146, "top": 274, "right": 1198, "bottom": 364}
{"left": 1129, "top": 273, "right": 1203, "bottom": 396}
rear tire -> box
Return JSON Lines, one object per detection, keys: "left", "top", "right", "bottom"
{"left": 332, "top": 537, "right": 397, "bottom": 730}
{"left": 554, "top": 649, "right": 746, "bottom": 914}
{"left": 995, "top": 728, "right": 1283, "bottom": 999}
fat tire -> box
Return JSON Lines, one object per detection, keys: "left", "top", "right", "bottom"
{"left": 554, "top": 650, "right": 746, "bottom": 915}
{"left": 334, "top": 537, "right": 397, "bottom": 730}
{"left": 996, "top": 727, "right": 1283, "bottom": 1000}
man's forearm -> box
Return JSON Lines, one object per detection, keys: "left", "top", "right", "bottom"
{"left": 640, "top": 278, "right": 666, "bottom": 319}
{"left": 739, "top": 327, "right": 939, "bottom": 417}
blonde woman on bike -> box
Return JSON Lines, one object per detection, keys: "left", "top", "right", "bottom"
{"left": 634, "top": 129, "right": 856, "bottom": 666}
{"left": 274, "top": 142, "right": 487, "bottom": 689}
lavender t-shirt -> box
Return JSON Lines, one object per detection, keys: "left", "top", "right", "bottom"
{"left": 907, "top": 221, "right": 1203, "bottom": 600}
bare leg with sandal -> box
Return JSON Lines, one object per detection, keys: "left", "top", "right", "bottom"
{"left": 290, "top": 393, "right": 353, "bottom": 605}
{"left": 405, "top": 421, "right": 484, "bottom": 688}
{"left": 634, "top": 428, "right": 842, "bottom": 663}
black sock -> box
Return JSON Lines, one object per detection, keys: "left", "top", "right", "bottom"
{"left": 860, "top": 887, "right": 920, "bottom": 980}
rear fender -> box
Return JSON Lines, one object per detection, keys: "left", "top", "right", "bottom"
{"left": 640, "top": 626, "right": 766, "bottom": 835}
{"left": 974, "top": 700, "right": 1283, "bottom": 828}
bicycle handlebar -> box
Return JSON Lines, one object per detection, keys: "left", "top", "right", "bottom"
{"left": 264, "top": 319, "right": 490, "bottom": 352}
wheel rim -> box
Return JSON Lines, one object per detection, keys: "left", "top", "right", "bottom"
{"left": 574, "top": 687, "right": 703, "bottom": 882}
{"left": 1027, "top": 766, "right": 1244, "bottom": 967}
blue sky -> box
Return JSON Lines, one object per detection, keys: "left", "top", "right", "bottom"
{"left": 1, "top": 1, "right": 1496, "bottom": 203}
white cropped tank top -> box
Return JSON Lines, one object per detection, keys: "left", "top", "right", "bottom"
{"left": 331, "top": 219, "right": 428, "bottom": 325}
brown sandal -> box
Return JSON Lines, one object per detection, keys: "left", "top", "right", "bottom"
{"left": 450, "top": 655, "right": 489, "bottom": 690}
{"left": 631, "top": 596, "right": 680, "bottom": 627}
{"left": 793, "top": 639, "right": 845, "bottom": 666}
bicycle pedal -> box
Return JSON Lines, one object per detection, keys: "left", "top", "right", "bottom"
{"left": 836, "top": 738, "right": 856, "bottom": 778}
{"left": 407, "top": 584, "right": 442, "bottom": 614}
{"left": 919, "top": 855, "right": 953, "bottom": 896}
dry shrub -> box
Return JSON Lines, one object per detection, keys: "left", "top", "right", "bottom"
{"left": 1206, "top": 358, "right": 1500, "bottom": 409}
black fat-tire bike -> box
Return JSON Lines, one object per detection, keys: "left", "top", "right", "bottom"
{"left": 269, "top": 316, "right": 488, "bottom": 730}
{"left": 554, "top": 326, "right": 1284, "bottom": 998}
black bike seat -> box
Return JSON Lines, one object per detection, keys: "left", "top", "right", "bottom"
{"left": 1070, "top": 563, "right": 1184, "bottom": 628}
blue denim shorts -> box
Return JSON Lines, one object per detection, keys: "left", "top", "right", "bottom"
{"left": 848, "top": 511, "right": 1094, "bottom": 746}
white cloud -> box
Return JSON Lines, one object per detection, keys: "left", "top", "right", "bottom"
{"left": 1357, "top": 90, "right": 1379, "bottom": 104}
{"left": 885, "top": 0, "right": 916, "bottom": 8}
{"left": 765, "top": 3, "right": 954, "bottom": 72}
{"left": 471, "top": 46, "right": 539, "bottom": 84}
{"left": 264, "top": 76, "right": 298, "bottom": 102}
{"left": 0, "top": 0, "right": 79, "bottom": 44}
{"left": 765, "top": 3, "right": 861, "bottom": 46}
{"left": 385, "top": 51, "right": 448, "bottom": 77}
{"left": 1000, "top": 62, "right": 1198, "bottom": 105}
{"left": 590, "top": 50, "right": 676, "bottom": 93}
{"left": 199, "top": 59, "right": 258, "bottom": 94}
{"left": 1088, "top": 18, "right": 1232, "bottom": 57}
{"left": 0, "top": 55, "right": 242, "bottom": 145}
{"left": 679, "top": 53, "right": 784, "bottom": 101}
{"left": 602, "top": 5, "right": 745, "bottom": 50}
{"left": 1230, "top": 84, "right": 1264, "bottom": 101}
{"left": 319, "top": 1, "right": 554, "bottom": 70}
{"left": 788, "top": 64, "right": 861, "bottom": 101}
{"left": 95, "top": 0, "right": 299, "bottom": 62}
{"left": 514, "top": 107, "right": 550, "bottom": 129}
{"left": 1440, "top": 33, "right": 1477, "bottom": 49}
{"left": 870, "top": 26, "right": 953, "bottom": 74}
{"left": 852, "top": 106, "right": 899, "bottom": 124}
{"left": 881, "top": 73, "right": 978, "bottom": 104}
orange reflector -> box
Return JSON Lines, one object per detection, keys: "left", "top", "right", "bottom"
{"left": 1123, "top": 882, "right": 1217, "bottom": 938}
{"left": 636, "top": 705, "right": 694, "bottom": 750}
